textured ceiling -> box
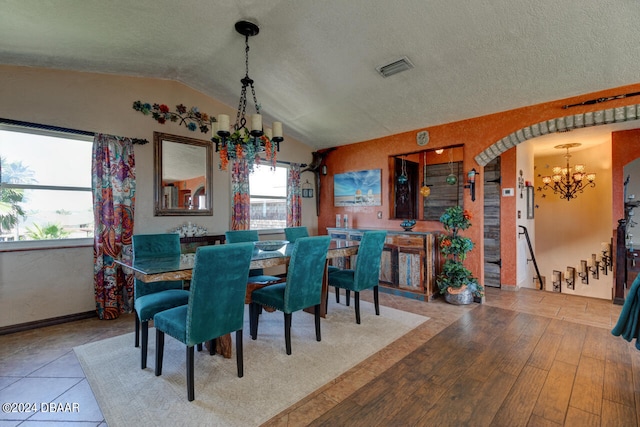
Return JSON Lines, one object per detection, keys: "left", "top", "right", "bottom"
{"left": 1, "top": 0, "right": 640, "bottom": 150}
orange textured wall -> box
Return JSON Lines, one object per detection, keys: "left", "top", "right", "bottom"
{"left": 320, "top": 83, "right": 640, "bottom": 288}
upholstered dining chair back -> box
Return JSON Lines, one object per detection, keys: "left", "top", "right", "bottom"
{"left": 328, "top": 230, "right": 387, "bottom": 324}
{"left": 185, "top": 243, "right": 254, "bottom": 345}
{"left": 352, "top": 231, "right": 387, "bottom": 292}
{"left": 249, "top": 235, "right": 331, "bottom": 354}
{"left": 225, "top": 230, "right": 265, "bottom": 277}
{"left": 284, "top": 226, "right": 309, "bottom": 243}
{"left": 153, "top": 242, "right": 254, "bottom": 401}
{"left": 282, "top": 235, "right": 331, "bottom": 313}
{"left": 131, "top": 233, "right": 190, "bottom": 369}
{"left": 132, "top": 233, "right": 183, "bottom": 298}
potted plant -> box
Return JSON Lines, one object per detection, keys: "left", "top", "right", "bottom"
{"left": 436, "top": 206, "right": 483, "bottom": 304}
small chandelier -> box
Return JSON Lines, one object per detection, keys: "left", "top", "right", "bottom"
{"left": 541, "top": 143, "right": 595, "bottom": 201}
{"left": 213, "top": 20, "right": 283, "bottom": 171}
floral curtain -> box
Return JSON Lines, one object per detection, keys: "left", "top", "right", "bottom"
{"left": 231, "top": 159, "right": 251, "bottom": 230}
{"left": 287, "top": 163, "right": 302, "bottom": 227}
{"left": 92, "top": 134, "right": 136, "bottom": 320}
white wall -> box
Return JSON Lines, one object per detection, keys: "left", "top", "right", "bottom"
{"left": 533, "top": 142, "right": 613, "bottom": 300}
{"left": 0, "top": 65, "right": 316, "bottom": 327}
{"left": 516, "top": 140, "right": 536, "bottom": 289}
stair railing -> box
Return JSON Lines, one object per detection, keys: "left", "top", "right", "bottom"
{"left": 518, "top": 225, "right": 543, "bottom": 290}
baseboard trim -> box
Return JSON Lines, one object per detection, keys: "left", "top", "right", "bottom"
{"left": 0, "top": 311, "right": 97, "bottom": 335}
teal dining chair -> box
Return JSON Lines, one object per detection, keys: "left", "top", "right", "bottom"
{"left": 249, "top": 236, "right": 331, "bottom": 355}
{"left": 154, "top": 242, "right": 254, "bottom": 402}
{"left": 132, "top": 233, "right": 190, "bottom": 369}
{"left": 328, "top": 230, "right": 387, "bottom": 324}
{"left": 284, "top": 226, "right": 309, "bottom": 243}
{"left": 225, "top": 230, "right": 282, "bottom": 284}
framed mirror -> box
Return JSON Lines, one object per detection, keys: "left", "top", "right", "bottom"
{"left": 389, "top": 144, "right": 464, "bottom": 221}
{"left": 154, "top": 132, "right": 213, "bottom": 216}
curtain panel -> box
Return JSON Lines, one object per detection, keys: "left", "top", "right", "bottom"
{"left": 287, "top": 163, "right": 302, "bottom": 227}
{"left": 231, "top": 159, "right": 251, "bottom": 230}
{"left": 92, "top": 134, "right": 136, "bottom": 320}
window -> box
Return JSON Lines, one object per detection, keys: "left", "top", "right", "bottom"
{"left": 249, "top": 165, "right": 287, "bottom": 230}
{"left": 0, "top": 126, "right": 94, "bottom": 244}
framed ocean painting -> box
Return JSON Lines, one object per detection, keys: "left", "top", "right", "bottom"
{"left": 334, "top": 169, "right": 382, "bottom": 207}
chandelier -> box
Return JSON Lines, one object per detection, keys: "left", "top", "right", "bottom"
{"left": 213, "top": 20, "right": 283, "bottom": 171}
{"left": 541, "top": 143, "right": 595, "bottom": 201}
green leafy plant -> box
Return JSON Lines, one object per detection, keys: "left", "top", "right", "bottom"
{"left": 25, "top": 223, "right": 70, "bottom": 240}
{"left": 436, "top": 206, "right": 483, "bottom": 298}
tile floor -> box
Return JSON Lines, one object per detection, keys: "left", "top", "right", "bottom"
{"left": 0, "top": 286, "right": 625, "bottom": 426}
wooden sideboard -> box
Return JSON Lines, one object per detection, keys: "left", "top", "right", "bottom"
{"left": 327, "top": 228, "right": 440, "bottom": 301}
{"left": 179, "top": 234, "right": 226, "bottom": 253}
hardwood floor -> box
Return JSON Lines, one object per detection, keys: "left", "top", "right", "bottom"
{"left": 265, "top": 288, "right": 634, "bottom": 427}
{"left": 0, "top": 286, "right": 636, "bottom": 426}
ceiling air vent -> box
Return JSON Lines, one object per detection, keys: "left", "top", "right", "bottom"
{"left": 376, "top": 56, "right": 414, "bottom": 78}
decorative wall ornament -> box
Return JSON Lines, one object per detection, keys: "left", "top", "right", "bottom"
{"left": 132, "top": 101, "right": 216, "bottom": 133}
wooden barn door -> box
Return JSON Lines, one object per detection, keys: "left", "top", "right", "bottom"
{"left": 484, "top": 157, "right": 501, "bottom": 288}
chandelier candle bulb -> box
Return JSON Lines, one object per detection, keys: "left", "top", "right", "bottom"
{"left": 251, "top": 114, "right": 262, "bottom": 132}
{"left": 273, "top": 121, "right": 283, "bottom": 138}
{"left": 212, "top": 121, "right": 219, "bottom": 135}
{"left": 217, "top": 114, "right": 230, "bottom": 134}
{"left": 265, "top": 128, "right": 273, "bottom": 140}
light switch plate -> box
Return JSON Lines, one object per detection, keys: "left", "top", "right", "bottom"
{"left": 502, "top": 188, "right": 514, "bottom": 197}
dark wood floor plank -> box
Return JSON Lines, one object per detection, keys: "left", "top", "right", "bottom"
{"left": 491, "top": 365, "right": 548, "bottom": 427}
{"left": 603, "top": 359, "right": 636, "bottom": 408}
{"left": 527, "top": 332, "right": 563, "bottom": 371}
{"left": 569, "top": 355, "right": 604, "bottom": 415}
{"left": 553, "top": 322, "right": 587, "bottom": 366}
{"left": 601, "top": 399, "right": 636, "bottom": 427}
{"left": 526, "top": 414, "right": 562, "bottom": 426}
{"left": 532, "top": 360, "right": 577, "bottom": 424}
{"left": 465, "top": 367, "right": 519, "bottom": 426}
{"left": 563, "top": 407, "right": 600, "bottom": 427}
{"left": 581, "top": 326, "right": 610, "bottom": 361}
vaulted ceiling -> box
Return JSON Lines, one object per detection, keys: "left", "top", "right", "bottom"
{"left": 2, "top": 1, "right": 639, "bottom": 151}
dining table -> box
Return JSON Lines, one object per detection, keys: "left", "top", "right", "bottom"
{"left": 116, "top": 238, "right": 360, "bottom": 358}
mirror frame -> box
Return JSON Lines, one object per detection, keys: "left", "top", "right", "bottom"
{"left": 388, "top": 144, "right": 464, "bottom": 221}
{"left": 154, "top": 132, "right": 213, "bottom": 216}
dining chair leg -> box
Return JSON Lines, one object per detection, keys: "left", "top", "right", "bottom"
{"left": 187, "top": 346, "right": 195, "bottom": 402}
{"left": 335, "top": 287, "right": 340, "bottom": 303}
{"left": 284, "top": 312, "right": 292, "bottom": 355}
{"left": 197, "top": 343, "right": 203, "bottom": 352}
{"left": 141, "top": 320, "right": 149, "bottom": 369}
{"left": 249, "top": 302, "right": 260, "bottom": 340}
{"left": 354, "top": 292, "right": 361, "bottom": 324}
{"left": 235, "top": 329, "right": 244, "bottom": 377}
{"left": 134, "top": 313, "right": 140, "bottom": 347}
{"left": 345, "top": 290, "right": 351, "bottom": 306}
{"left": 209, "top": 339, "right": 216, "bottom": 355}
{"left": 155, "top": 329, "right": 164, "bottom": 376}
{"left": 374, "top": 285, "right": 380, "bottom": 316}
{"left": 314, "top": 304, "right": 321, "bottom": 342}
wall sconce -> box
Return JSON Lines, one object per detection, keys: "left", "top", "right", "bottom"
{"left": 577, "top": 260, "right": 589, "bottom": 284}
{"left": 321, "top": 165, "right": 327, "bottom": 176}
{"left": 600, "top": 241, "right": 612, "bottom": 275}
{"left": 565, "top": 267, "right": 575, "bottom": 290}
{"left": 588, "top": 253, "right": 600, "bottom": 280}
{"left": 301, "top": 180, "right": 313, "bottom": 198}
{"left": 552, "top": 270, "right": 562, "bottom": 292}
{"left": 464, "top": 168, "right": 479, "bottom": 201}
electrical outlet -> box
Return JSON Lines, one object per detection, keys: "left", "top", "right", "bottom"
{"left": 377, "top": 211, "right": 383, "bottom": 219}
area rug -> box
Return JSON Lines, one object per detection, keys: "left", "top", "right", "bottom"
{"left": 74, "top": 300, "right": 428, "bottom": 427}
